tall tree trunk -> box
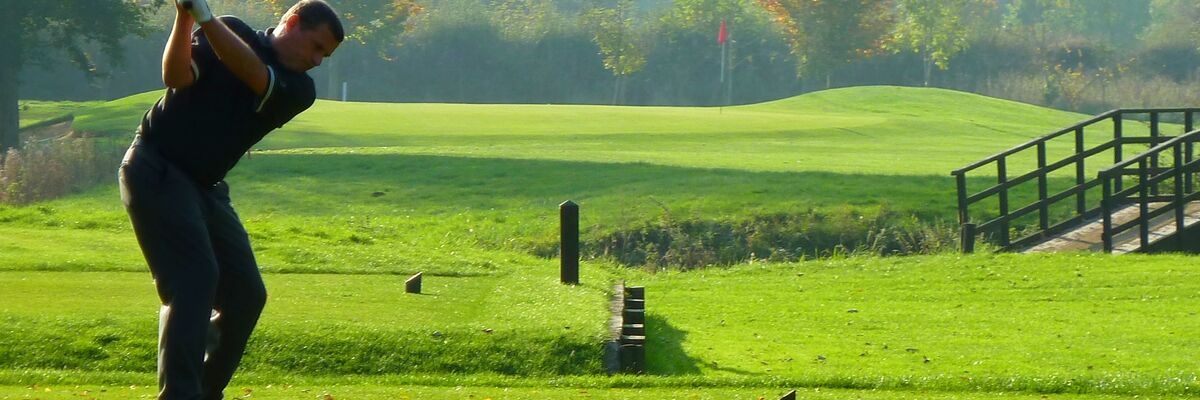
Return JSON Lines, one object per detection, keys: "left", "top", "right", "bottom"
{"left": 923, "top": 54, "right": 933, "bottom": 87}
{"left": 612, "top": 75, "right": 621, "bottom": 105}
{"left": 922, "top": 41, "right": 932, "bottom": 87}
{"left": 0, "top": 13, "right": 22, "bottom": 154}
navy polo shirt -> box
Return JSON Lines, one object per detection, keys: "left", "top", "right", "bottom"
{"left": 137, "top": 16, "right": 315, "bottom": 186}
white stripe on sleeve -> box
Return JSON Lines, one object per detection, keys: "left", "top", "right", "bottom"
{"left": 191, "top": 60, "right": 200, "bottom": 81}
{"left": 256, "top": 66, "right": 277, "bottom": 113}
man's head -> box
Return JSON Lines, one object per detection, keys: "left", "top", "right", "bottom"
{"left": 272, "top": 0, "right": 344, "bottom": 72}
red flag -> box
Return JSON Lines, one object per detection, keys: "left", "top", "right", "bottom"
{"left": 718, "top": 20, "right": 728, "bottom": 45}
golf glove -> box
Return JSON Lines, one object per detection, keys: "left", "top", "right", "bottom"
{"left": 178, "top": 0, "right": 213, "bottom": 23}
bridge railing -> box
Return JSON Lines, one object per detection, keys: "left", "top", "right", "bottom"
{"left": 1099, "top": 128, "right": 1200, "bottom": 252}
{"left": 952, "top": 108, "right": 1200, "bottom": 252}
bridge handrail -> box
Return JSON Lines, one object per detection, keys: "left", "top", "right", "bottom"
{"left": 953, "top": 107, "right": 1200, "bottom": 252}
{"left": 1098, "top": 128, "right": 1200, "bottom": 252}
{"left": 952, "top": 110, "right": 1117, "bottom": 176}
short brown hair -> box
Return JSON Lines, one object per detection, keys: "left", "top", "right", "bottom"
{"left": 284, "top": 0, "right": 345, "bottom": 42}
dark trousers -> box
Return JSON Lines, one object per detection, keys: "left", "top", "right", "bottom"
{"left": 119, "top": 137, "right": 266, "bottom": 400}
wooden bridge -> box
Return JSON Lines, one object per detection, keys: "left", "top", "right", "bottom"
{"left": 953, "top": 108, "right": 1200, "bottom": 254}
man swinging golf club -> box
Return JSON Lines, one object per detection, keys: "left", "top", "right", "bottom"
{"left": 118, "top": 0, "right": 342, "bottom": 398}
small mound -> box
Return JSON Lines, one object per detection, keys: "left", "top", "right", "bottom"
{"left": 750, "top": 85, "right": 1082, "bottom": 123}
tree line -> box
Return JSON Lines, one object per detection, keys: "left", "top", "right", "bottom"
{"left": 6, "top": 0, "right": 1200, "bottom": 152}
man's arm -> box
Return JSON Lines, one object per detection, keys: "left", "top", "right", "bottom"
{"left": 198, "top": 18, "right": 270, "bottom": 97}
{"left": 176, "top": 0, "right": 269, "bottom": 96}
{"left": 162, "top": 4, "right": 196, "bottom": 88}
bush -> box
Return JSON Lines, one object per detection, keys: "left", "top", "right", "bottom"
{"left": 584, "top": 208, "right": 957, "bottom": 270}
{"left": 0, "top": 137, "right": 124, "bottom": 205}
{"left": 1131, "top": 42, "right": 1200, "bottom": 82}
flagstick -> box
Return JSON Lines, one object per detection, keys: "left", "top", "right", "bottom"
{"left": 719, "top": 40, "right": 726, "bottom": 114}
{"left": 727, "top": 39, "right": 734, "bottom": 107}
{"left": 720, "top": 40, "right": 726, "bottom": 84}
{"left": 718, "top": 20, "right": 728, "bottom": 113}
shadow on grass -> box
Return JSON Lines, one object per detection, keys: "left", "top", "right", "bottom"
{"left": 644, "top": 314, "right": 702, "bottom": 375}
{"left": 644, "top": 314, "right": 759, "bottom": 376}
{"left": 234, "top": 152, "right": 975, "bottom": 219}
{"left": 226, "top": 153, "right": 1080, "bottom": 264}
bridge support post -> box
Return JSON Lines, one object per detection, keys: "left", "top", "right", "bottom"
{"left": 960, "top": 223, "right": 976, "bottom": 254}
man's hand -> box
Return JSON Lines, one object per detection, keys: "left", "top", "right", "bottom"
{"left": 177, "top": 0, "right": 213, "bottom": 24}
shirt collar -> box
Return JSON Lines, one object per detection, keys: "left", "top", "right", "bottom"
{"left": 258, "top": 28, "right": 281, "bottom": 63}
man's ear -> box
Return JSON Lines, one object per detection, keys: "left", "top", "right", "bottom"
{"left": 283, "top": 13, "right": 301, "bottom": 30}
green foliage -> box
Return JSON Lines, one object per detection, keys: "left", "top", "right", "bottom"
{"left": 490, "top": 0, "right": 561, "bottom": 41}
{"left": 756, "top": 0, "right": 894, "bottom": 85}
{"left": 888, "top": 0, "right": 977, "bottom": 85}
{"left": 582, "top": 0, "right": 649, "bottom": 103}
{"left": 0, "top": 0, "right": 163, "bottom": 152}
{"left": 644, "top": 0, "right": 795, "bottom": 104}
{"left": 5, "top": 1, "right": 163, "bottom": 71}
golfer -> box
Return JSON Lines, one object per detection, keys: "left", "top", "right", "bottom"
{"left": 118, "top": 0, "right": 342, "bottom": 398}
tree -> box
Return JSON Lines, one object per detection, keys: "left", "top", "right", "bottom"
{"left": 1002, "top": 0, "right": 1136, "bottom": 108}
{"left": 756, "top": 0, "right": 893, "bottom": 89}
{"left": 583, "top": 0, "right": 648, "bottom": 104}
{"left": 1143, "top": 0, "right": 1200, "bottom": 48}
{"left": 888, "top": 0, "right": 975, "bottom": 87}
{"left": 0, "top": 1, "right": 162, "bottom": 152}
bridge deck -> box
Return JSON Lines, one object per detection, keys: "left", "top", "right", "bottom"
{"left": 1021, "top": 202, "right": 1200, "bottom": 254}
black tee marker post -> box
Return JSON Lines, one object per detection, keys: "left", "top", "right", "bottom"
{"left": 405, "top": 272, "right": 422, "bottom": 294}
{"left": 560, "top": 200, "right": 579, "bottom": 285}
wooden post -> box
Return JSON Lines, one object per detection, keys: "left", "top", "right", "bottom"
{"left": 1102, "top": 177, "right": 1113, "bottom": 252}
{"left": 1114, "top": 113, "right": 1124, "bottom": 193}
{"left": 955, "top": 173, "right": 968, "bottom": 226}
{"left": 1187, "top": 111, "right": 1195, "bottom": 194}
{"left": 1076, "top": 127, "right": 1086, "bottom": 215}
{"left": 560, "top": 200, "right": 579, "bottom": 285}
{"left": 997, "top": 157, "right": 1010, "bottom": 248}
{"left": 1037, "top": 142, "right": 1049, "bottom": 230}
{"left": 961, "top": 223, "right": 976, "bottom": 254}
{"left": 1174, "top": 144, "right": 1186, "bottom": 250}
{"left": 405, "top": 272, "right": 422, "bottom": 294}
{"left": 1139, "top": 159, "right": 1150, "bottom": 249}
{"left": 1151, "top": 112, "right": 1160, "bottom": 196}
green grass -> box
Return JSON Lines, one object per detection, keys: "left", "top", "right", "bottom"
{"left": 0, "top": 267, "right": 610, "bottom": 376}
{"left": 636, "top": 252, "right": 1200, "bottom": 395}
{"left": 16, "top": 100, "right": 100, "bottom": 129}
{"left": 71, "top": 87, "right": 1108, "bottom": 175}
{"left": 2, "top": 380, "right": 1187, "bottom": 399}
{"left": 6, "top": 86, "right": 1142, "bottom": 272}
{"left": 9, "top": 87, "right": 1199, "bottom": 398}
{"left": 3, "top": 253, "right": 1199, "bottom": 397}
